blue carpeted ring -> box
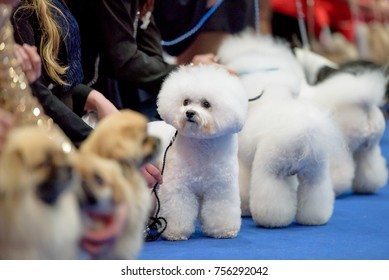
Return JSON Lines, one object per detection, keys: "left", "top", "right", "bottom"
{"left": 138, "top": 121, "right": 389, "bottom": 260}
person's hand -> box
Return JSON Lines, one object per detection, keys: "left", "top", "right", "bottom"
{"left": 140, "top": 163, "right": 162, "bottom": 188}
{"left": 191, "top": 53, "right": 237, "bottom": 76}
{"left": 84, "top": 90, "right": 119, "bottom": 119}
{"left": 0, "top": 109, "right": 14, "bottom": 154}
{"left": 80, "top": 203, "right": 127, "bottom": 257}
{"left": 14, "top": 44, "right": 41, "bottom": 84}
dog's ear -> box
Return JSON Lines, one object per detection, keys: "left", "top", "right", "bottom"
{"left": 294, "top": 47, "right": 338, "bottom": 85}
{"left": 0, "top": 147, "right": 25, "bottom": 192}
{"left": 315, "top": 65, "right": 339, "bottom": 84}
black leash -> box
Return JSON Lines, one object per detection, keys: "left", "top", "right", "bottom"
{"left": 248, "top": 90, "right": 264, "bottom": 102}
{"left": 144, "top": 130, "right": 178, "bottom": 242}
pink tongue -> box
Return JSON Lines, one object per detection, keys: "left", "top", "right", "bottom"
{"left": 81, "top": 238, "right": 115, "bottom": 256}
{"left": 89, "top": 211, "right": 114, "bottom": 224}
{"left": 81, "top": 212, "right": 117, "bottom": 256}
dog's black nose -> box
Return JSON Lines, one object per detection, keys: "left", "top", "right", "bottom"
{"left": 186, "top": 110, "right": 196, "bottom": 119}
{"left": 81, "top": 180, "right": 98, "bottom": 206}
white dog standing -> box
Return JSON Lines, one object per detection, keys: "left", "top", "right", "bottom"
{"left": 217, "top": 32, "right": 341, "bottom": 227}
{"left": 148, "top": 65, "right": 248, "bottom": 240}
{"left": 296, "top": 49, "right": 388, "bottom": 195}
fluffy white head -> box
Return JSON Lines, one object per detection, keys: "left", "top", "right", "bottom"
{"left": 217, "top": 30, "right": 305, "bottom": 96}
{"left": 157, "top": 64, "right": 248, "bottom": 139}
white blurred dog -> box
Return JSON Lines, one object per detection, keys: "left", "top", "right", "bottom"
{"left": 0, "top": 126, "right": 82, "bottom": 259}
{"left": 217, "top": 32, "right": 341, "bottom": 227}
{"left": 296, "top": 49, "right": 389, "bottom": 195}
{"left": 148, "top": 65, "right": 248, "bottom": 240}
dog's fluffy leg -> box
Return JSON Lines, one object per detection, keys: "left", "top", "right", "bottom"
{"left": 296, "top": 160, "right": 335, "bottom": 225}
{"left": 159, "top": 184, "right": 199, "bottom": 241}
{"left": 352, "top": 145, "right": 388, "bottom": 193}
{"left": 249, "top": 149, "right": 299, "bottom": 228}
{"left": 238, "top": 157, "right": 251, "bottom": 216}
{"left": 330, "top": 145, "right": 356, "bottom": 196}
{"left": 199, "top": 183, "right": 241, "bottom": 239}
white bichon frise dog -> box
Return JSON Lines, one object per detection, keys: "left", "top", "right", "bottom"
{"left": 296, "top": 49, "right": 389, "bottom": 195}
{"left": 148, "top": 65, "right": 248, "bottom": 240}
{"left": 217, "top": 32, "right": 342, "bottom": 227}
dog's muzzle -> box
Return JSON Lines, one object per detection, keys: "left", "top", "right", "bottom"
{"left": 186, "top": 110, "right": 196, "bottom": 123}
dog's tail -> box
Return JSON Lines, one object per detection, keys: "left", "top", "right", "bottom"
{"left": 301, "top": 70, "right": 387, "bottom": 108}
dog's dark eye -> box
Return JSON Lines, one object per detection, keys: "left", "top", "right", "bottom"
{"left": 35, "top": 153, "right": 52, "bottom": 170}
{"left": 35, "top": 160, "right": 51, "bottom": 170}
{"left": 183, "top": 99, "right": 190, "bottom": 106}
{"left": 94, "top": 173, "right": 105, "bottom": 186}
{"left": 142, "top": 136, "right": 148, "bottom": 145}
{"left": 202, "top": 100, "right": 211, "bottom": 109}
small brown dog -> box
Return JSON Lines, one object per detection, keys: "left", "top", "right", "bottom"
{"left": 81, "top": 109, "right": 160, "bottom": 169}
{"left": 0, "top": 126, "right": 82, "bottom": 260}
{"left": 78, "top": 109, "right": 160, "bottom": 259}
{"left": 72, "top": 151, "right": 151, "bottom": 259}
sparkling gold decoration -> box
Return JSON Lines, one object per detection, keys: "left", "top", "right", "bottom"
{"left": 0, "top": 4, "right": 73, "bottom": 153}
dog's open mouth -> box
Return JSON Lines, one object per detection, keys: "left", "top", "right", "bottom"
{"left": 80, "top": 210, "right": 118, "bottom": 256}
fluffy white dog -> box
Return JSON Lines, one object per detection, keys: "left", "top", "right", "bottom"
{"left": 217, "top": 32, "right": 342, "bottom": 227}
{"left": 148, "top": 65, "right": 248, "bottom": 240}
{"left": 296, "top": 49, "right": 388, "bottom": 195}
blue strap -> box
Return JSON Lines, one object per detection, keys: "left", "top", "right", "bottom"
{"left": 161, "top": 0, "right": 225, "bottom": 46}
{"left": 238, "top": 67, "right": 280, "bottom": 77}
{"left": 254, "top": 0, "right": 260, "bottom": 33}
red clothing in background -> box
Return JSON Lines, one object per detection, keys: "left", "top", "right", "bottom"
{"left": 271, "top": 0, "right": 354, "bottom": 42}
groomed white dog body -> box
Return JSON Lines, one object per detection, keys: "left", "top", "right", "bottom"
{"left": 217, "top": 32, "right": 342, "bottom": 227}
{"left": 148, "top": 65, "right": 248, "bottom": 240}
{"left": 295, "top": 49, "right": 388, "bottom": 194}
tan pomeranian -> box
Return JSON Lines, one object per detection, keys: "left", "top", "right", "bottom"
{"left": 78, "top": 109, "right": 160, "bottom": 259}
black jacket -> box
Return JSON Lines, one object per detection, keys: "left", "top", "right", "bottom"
{"left": 11, "top": 0, "right": 93, "bottom": 146}
{"left": 66, "top": 0, "right": 177, "bottom": 110}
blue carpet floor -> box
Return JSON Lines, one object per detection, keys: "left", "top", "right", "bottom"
{"left": 138, "top": 122, "right": 389, "bottom": 260}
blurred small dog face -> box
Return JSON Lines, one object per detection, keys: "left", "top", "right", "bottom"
{"left": 0, "top": 126, "right": 76, "bottom": 204}
{"left": 72, "top": 151, "right": 151, "bottom": 259}
{"left": 72, "top": 152, "right": 126, "bottom": 215}
{"left": 0, "top": 126, "right": 82, "bottom": 259}
{"left": 78, "top": 109, "right": 157, "bottom": 259}
{"left": 80, "top": 109, "right": 160, "bottom": 167}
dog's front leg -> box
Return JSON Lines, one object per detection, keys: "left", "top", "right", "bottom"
{"left": 199, "top": 183, "right": 241, "bottom": 239}
{"left": 158, "top": 185, "right": 199, "bottom": 241}
{"left": 352, "top": 145, "right": 388, "bottom": 194}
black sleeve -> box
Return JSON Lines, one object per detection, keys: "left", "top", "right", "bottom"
{"left": 30, "top": 81, "right": 93, "bottom": 146}
{"left": 71, "top": 83, "right": 93, "bottom": 117}
{"left": 98, "top": 0, "right": 177, "bottom": 95}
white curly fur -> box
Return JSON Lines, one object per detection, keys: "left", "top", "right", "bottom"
{"left": 300, "top": 67, "right": 388, "bottom": 195}
{"left": 217, "top": 32, "right": 339, "bottom": 227}
{"left": 148, "top": 64, "right": 248, "bottom": 240}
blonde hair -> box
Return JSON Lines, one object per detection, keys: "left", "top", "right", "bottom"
{"left": 16, "top": 0, "right": 69, "bottom": 85}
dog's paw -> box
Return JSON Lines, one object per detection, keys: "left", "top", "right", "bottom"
{"left": 206, "top": 229, "right": 239, "bottom": 239}
{"left": 162, "top": 233, "right": 189, "bottom": 241}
